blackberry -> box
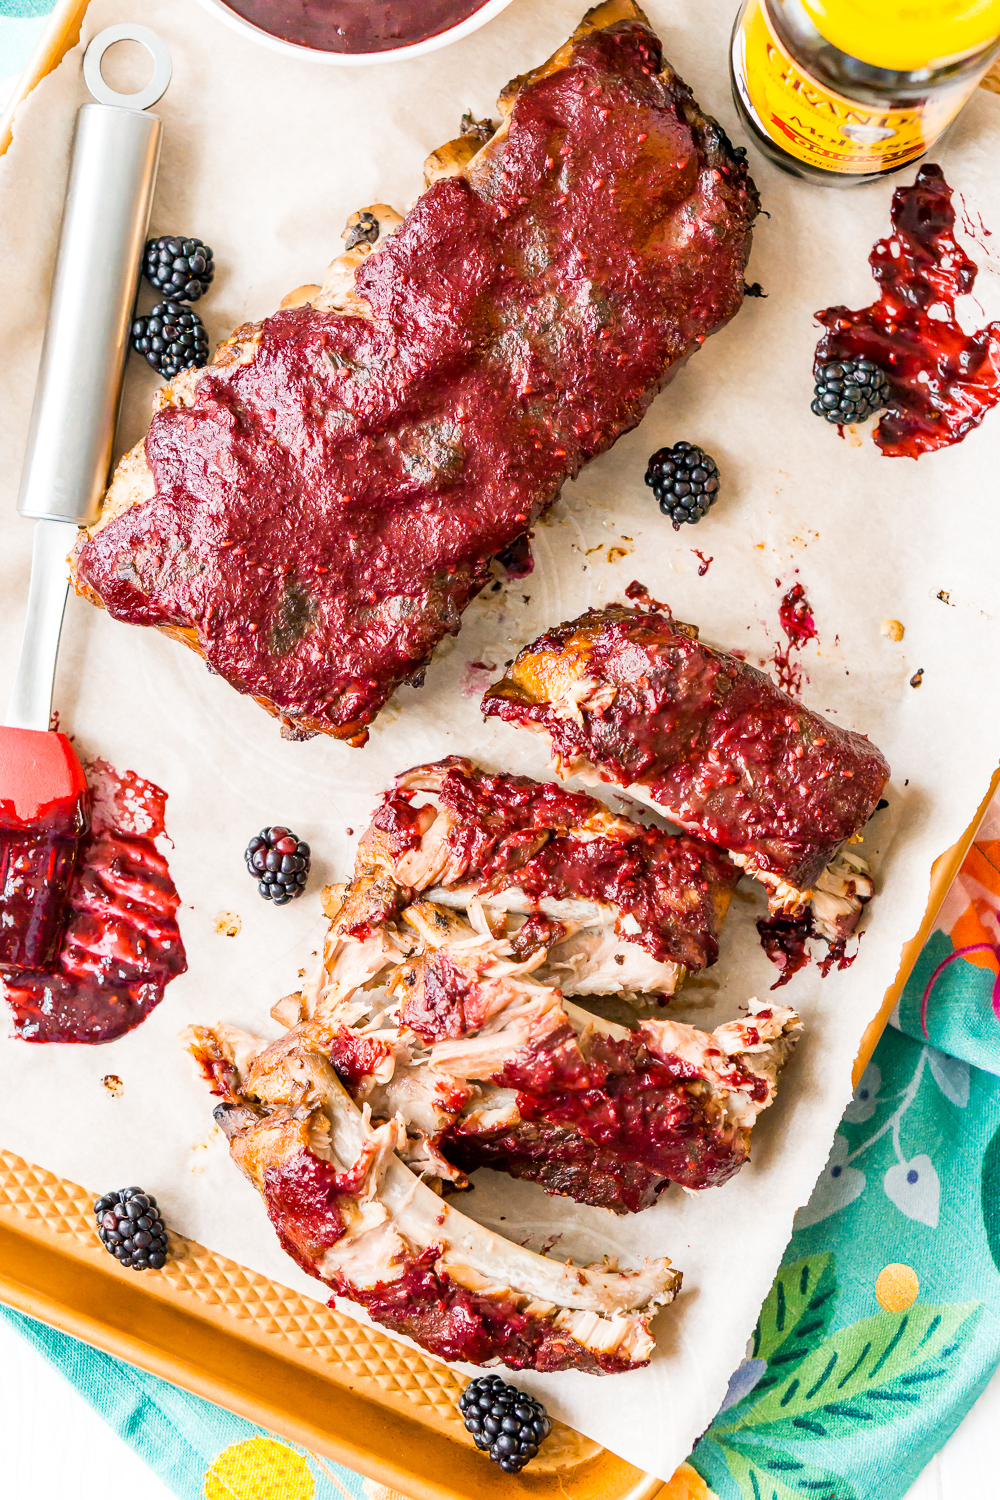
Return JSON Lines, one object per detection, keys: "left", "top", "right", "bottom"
{"left": 645, "top": 441, "right": 720, "bottom": 529}
{"left": 459, "top": 1374, "right": 552, "bottom": 1474}
{"left": 94, "top": 1187, "right": 169, "bottom": 1271}
{"left": 143, "top": 236, "right": 215, "bottom": 301}
{"left": 245, "top": 826, "right": 311, "bottom": 905}
{"left": 812, "top": 357, "right": 889, "bottom": 425}
{"left": 131, "top": 301, "right": 210, "bottom": 379}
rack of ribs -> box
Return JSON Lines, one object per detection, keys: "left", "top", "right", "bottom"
{"left": 482, "top": 594, "right": 890, "bottom": 943}
{"left": 354, "top": 756, "right": 740, "bottom": 1002}
{"left": 71, "top": 1, "right": 759, "bottom": 743}
{"left": 185, "top": 1019, "right": 681, "bottom": 1372}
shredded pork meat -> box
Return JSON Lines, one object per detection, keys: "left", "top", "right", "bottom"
{"left": 185, "top": 1019, "right": 680, "bottom": 1372}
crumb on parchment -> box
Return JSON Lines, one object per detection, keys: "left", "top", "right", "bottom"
{"left": 214, "top": 911, "right": 241, "bottom": 937}
{"left": 102, "top": 1074, "right": 123, "bottom": 1097}
{"left": 881, "top": 619, "right": 905, "bottom": 641}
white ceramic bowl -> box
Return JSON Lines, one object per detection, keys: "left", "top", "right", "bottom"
{"left": 193, "top": 0, "right": 517, "bottom": 66}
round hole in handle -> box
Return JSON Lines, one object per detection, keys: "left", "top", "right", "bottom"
{"left": 83, "top": 25, "right": 172, "bottom": 110}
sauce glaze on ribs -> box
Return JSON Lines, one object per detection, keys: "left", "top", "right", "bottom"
{"left": 357, "top": 756, "right": 740, "bottom": 1000}
{"left": 73, "top": 2, "right": 758, "bottom": 743}
{"left": 482, "top": 595, "right": 890, "bottom": 937}
{"left": 266, "top": 786, "right": 798, "bottom": 1215}
{"left": 185, "top": 758, "right": 799, "bottom": 1364}
{"left": 306, "top": 892, "right": 799, "bottom": 1213}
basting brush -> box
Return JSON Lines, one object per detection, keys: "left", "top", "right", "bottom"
{"left": 0, "top": 523, "right": 91, "bottom": 972}
{"left": 0, "top": 26, "right": 170, "bottom": 973}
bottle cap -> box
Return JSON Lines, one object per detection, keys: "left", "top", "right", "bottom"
{"left": 800, "top": 0, "right": 1000, "bottom": 70}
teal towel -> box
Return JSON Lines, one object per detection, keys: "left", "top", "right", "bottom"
{"left": 689, "top": 816, "right": 1000, "bottom": 1499}
{"left": 1, "top": 1301, "right": 382, "bottom": 1500}
{"left": 0, "top": 7, "right": 48, "bottom": 98}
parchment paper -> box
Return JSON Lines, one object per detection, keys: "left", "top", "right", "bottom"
{"left": 2, "top": 0, "right": 1000, "bottom": 1479}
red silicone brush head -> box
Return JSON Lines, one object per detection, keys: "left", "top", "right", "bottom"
{"left": 0, "top": 728, "right": 91, "bottom": 974}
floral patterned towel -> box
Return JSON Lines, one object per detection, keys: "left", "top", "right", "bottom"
{"left": 682, "top": 800, "right": 1000, "bottom": 1500}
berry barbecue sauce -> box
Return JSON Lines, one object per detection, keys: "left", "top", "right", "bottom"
{"left": 815, "top": 163, "right": 1000, "bottom": 457}
{"left": 75, "top": 22, "right": 756, "bottom": 744}
{"left": 220, "top": 0, "right": 489, "bottom": 54}
{"left": 757, "top": 910, "right": 859, "bottom": 988}
{"left": 772, "top": 580, "right": 818, "bottom": 698}
{"left": 1, "top": 762, "right": 186, "bottom": 1043}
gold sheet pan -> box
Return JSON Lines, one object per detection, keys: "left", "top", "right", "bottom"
{"left": 2, "top": 6, "right": 998, "bottom": 1494}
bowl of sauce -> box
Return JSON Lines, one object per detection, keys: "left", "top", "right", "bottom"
{"left": 194, "top": 0, "right": 517, "bottom": 64}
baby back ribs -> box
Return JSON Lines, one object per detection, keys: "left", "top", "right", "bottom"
{"left": 281, "top": 861, "right": 798, "bottom": 1214}
{"left": 441, "top": 996, "right": 799, "bottom": 1213}
{"left": 186, "top": 1019, "right": 681, "bottom": 1371}
{"left": 482, "top": 595, "right": 890, "bottom": 938}
{"left": 356, "top": 756, "right": 740, "bottom": 1001}
{"left": 72, "top": 2, "right": 758, "bottom": 743}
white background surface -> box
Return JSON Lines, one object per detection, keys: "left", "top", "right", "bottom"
{"left": 0, "top": 1312, "right": 997, "bottom": 1498}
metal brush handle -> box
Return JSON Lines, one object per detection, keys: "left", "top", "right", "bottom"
{"left": 17, "top": 26, "right": 171, "bottom": 525}
{"left": 7, "top": 27, "right": 171, "bottom": 731}
{"left": 6, "top": 521, "right": 77, "bottom": 731}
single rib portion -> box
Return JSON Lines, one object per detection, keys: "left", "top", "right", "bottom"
{"left": 73, "top": 4, "right": 758, "bottom": 742}
{"left": 482, "top": 596, "right": 889, "bottom": 937}
{"left": 185, "top": 1020, "right": 681, "bottom": 1371}
{"left": 444, "top": 998, "right": 799, "bottom": 1211}
{"left": 355, "top": 756, "right": 740, "bottom": 1001}
{"left": 287, "top": 882, "right": 799, "bottom": 1213}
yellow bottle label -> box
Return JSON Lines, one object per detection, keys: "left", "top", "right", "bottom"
{"left": 733, "top": 0, "right": 981, "bottom": 174}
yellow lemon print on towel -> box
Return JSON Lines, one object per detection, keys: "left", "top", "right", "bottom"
{"left": 661, "top": 1463, "right": 722, "bottom": 1500}
{"left": 205, "top": 1437, "right": 314, "bottom": 1500}
{"left": 875, "top": 1263, "right": 920, "bottom": 1312}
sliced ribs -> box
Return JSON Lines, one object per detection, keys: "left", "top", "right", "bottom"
{"left": 72, "top": 2, "right": 758, "bottom": 743}
{"left": 355, "top": 756, "right": 740, "bottom": 1003}
{"left": 482, "top": 596, "right": 890, "bottom": 941}
{"left": 286, "top": 869, "right": 799, "bottom": 1214}
{"left": 186, "top": 1019, "right": 681, "bottom": 1372}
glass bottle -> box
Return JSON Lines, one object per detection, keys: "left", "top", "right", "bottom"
{"left": 730, "top": 0, "right": 1000, "bottom": 185}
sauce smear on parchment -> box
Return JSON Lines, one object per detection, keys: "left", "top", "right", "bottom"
{"left": 815, "top": 163, "right": 1000, "bottom": 457}
{"left": 772, "top": 580, "right": 817, "bottom": 698}
{"left": 757, "top": 910, "right": 860, "bottom": 990}
{"left": 1, "top": 760, "right": 186, "bottom": 1043}
{"left": 760, "top": 581, "right": 859, "bottom": 985}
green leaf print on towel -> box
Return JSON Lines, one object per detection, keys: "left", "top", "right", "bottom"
{"left": 730, "top": 1301, "right": 980, "bottom": 1440}
{"left": 720, "top": 1256, "right": 838, "bottom": 1420}
{"left": 707, "top": 1252, "right": 982, "bottom": 1499}
{"left": 721, "top": 1442, "right": 860, "bottom": 1500}
{"left": 982, "top": 1123, "right": 1000, "bottom": 1274}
